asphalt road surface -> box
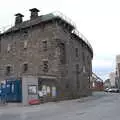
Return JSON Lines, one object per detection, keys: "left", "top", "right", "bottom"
{"left": 0, "top": 92, "right": 120, "bottom": 120}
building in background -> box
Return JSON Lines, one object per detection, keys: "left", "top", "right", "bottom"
{"left": 115, "top": 55, "right": 120, "bottom": 88}
{"left": 90, "top": 72, "right": 104, "bottom": 91}
{"left": 109, "top": 72, "right": 116, "bottom": 88}
{"left": 104, "top": 79, "right": 111, "bottom": 88}
{"left": 0, "top": 8, "right": 93, "bottom": 101}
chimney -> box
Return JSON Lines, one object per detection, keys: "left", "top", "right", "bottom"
{"left": 15, "top": 13, "right": 24, "bottom": 25}
{"left": 29, "top": 8, "right": 39, "bottom": 20}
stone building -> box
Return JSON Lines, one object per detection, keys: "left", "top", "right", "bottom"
{"left": 0, "top": 8, "right": 93, "bottom": 100}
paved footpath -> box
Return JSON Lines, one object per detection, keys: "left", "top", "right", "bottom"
{"left": 0, "top": 92, "right": 120, "bottom": 120}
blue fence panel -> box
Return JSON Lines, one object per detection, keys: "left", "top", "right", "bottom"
{"left": 3, "top": 80, "right": 22, "bottom": 102}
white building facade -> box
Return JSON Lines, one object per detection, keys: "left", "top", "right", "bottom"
{"left": 115, "top": 55, "right": 120, "bottom": 88}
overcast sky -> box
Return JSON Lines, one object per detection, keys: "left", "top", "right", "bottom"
{"left": 0, "top": 0, "right": 120, "bottom": 80}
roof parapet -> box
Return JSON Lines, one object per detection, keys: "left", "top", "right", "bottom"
{"left": 53, "top": 11, "right": 76, "bottom": 29}
{"left": 72, "top": 29, "right": 93, "bottom": 54}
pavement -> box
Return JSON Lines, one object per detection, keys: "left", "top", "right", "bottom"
{"left": 0, "top": 92, "right": 120, "bottom": 120}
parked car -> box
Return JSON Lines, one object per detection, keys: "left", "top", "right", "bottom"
{"left": 104, "top": 88, "right": 109, "bottom": 92}
{"left": 108, "top": 88, "right": 120, "bottom": 93}
{"left": 108, "top": 88, "right": 113, "bottom": 92}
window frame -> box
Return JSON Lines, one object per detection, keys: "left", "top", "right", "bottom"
{"left": 59, "top": 42, "right": 66, "bottom": 64}
{"left": 43, "top": 60, "right": 48, "bottom": 72}
{"left": 23, "top": 63, "right": 28, "bottom": 72}
{"left": 75, "top": 48, "right": 79, "bottom": 57}
{"left": 6, "top": 65, "right": 12, "bottom": 75}
{"left": 42, "top": 40, "right": 47, "bottom": 51}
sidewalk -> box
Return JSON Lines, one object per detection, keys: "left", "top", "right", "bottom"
{"left": 0, "top": 92, "right": 104, "bottom": 109}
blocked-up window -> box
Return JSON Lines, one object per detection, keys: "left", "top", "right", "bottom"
{"left": 24, "top": 40, "right": 28, "bottom": 49}
{"left": 43, "top": 61, "right": 48, "bottom": 72}
{"left": 7, "top": 44, "right": 11, "bottom": 52}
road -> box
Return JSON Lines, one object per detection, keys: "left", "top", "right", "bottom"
{"left": 0, "top": 92, "right": 120, "bottom": 120}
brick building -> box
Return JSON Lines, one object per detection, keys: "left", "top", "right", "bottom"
{"left": 0, "top": 8, "right": 93, "bottom": 100}
{"left": 90, "top": 72, "right": 104, "bottom": 91}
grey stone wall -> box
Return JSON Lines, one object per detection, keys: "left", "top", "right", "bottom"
{"left": 48, "top": 23, "right": 93, "bottom": 98}
{"left": 0, "top": 22, "right": 60, "bottom": 79}
{"left": 0, "top": 20, "right": 93, "bottom": 99}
